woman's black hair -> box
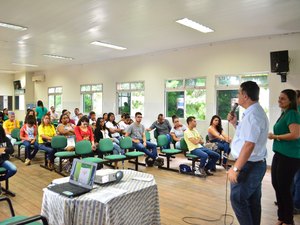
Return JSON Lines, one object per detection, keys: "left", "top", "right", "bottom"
{"left": 25, "top": 109, "right": 37, "bottom": 124}
{"left": 26, "top": 115, "right": 36, "bottom": 125}
{"left": 210, "top": 115, "right": 223, "bottom": 134}
{"left": 77, "top": 115, "right": 89, "bottom": 126}
{"left": 171, "top": 115, "right": 178, "bottom": 123}
{"left": 281, "top": 89, "right": 298, "bottom": 111}
{"left": 96, "top": 117, "right": 107, "bottom": 130}
{"left": 107, "top": 112, "right": 118, "bottom": 126}
{"left": 59, "top": 114, "right": 69, "bottom": 123}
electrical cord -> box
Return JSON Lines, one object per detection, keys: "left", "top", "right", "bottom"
{"left": 182, "top": 173, "right": 234, "bottom": 225}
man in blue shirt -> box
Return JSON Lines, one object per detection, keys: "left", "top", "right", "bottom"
{"left": 227, "top": 81, "right": 269, "bottom": 225}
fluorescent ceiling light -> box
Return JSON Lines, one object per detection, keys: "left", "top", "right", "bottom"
{"left": 12, "top": 63, "right": 38, "bottom": 67}
{"left": 0, "top": 70, "right": 20, "bottom": 74}
{"left": 91, "top": 41, "right": 126, "bottom": 50}
{"left": 43, "top": 54, "right": 74, "bottom": 60}
{"left": 0, "top": 22, "right": 27, "bottom": 31}
{"left": 176, "top": 18, "right": 214, "bottom": 33}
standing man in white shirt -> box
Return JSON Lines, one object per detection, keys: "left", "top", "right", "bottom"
{"left": 227, "top": 81, "right": 269, "bottom": 225}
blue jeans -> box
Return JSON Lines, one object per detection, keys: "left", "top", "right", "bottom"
{"left": 210, "top": 139, "right": 231, "bottom": 164}
{"left": 231, "top": 160, "right": 267, "bottom": 225}
{"left": 294, "top": 169, "right": 300, "bottom": 209}
{"left": 23, "top": 141, "right": 39, "bottom": 160}
{"left": 191, "top": 147, "right": 220, "bottom": 169}
{"left": 133, "top": 140, "right": 157, "bottom": 159}
{"left": 0, "top": 160, "right": 17, "bottom": 181}
{"left": 112, "top": 142, "right": 124, "bottom": 155}
{"left": 39, "top": 143, "right": 55, "bottom": 162}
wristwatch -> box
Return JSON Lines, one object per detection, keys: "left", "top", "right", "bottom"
{"left": 233, "top": 166, "right": 240, "bottom": 172}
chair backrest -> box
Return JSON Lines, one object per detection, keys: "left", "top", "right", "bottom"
{"left": 145, "top": 131, "right": 151, "bottom": 141}
{"left": 157, "top": 135, "right": 168, "bottom": 148}
{"left": 11, "top": 128, "right": 20, "bottom": 140}
{"left": 98, "top": 138, "right": 114, "bottom": 153}
{"left": 51, "top": 136, "right": 67, "bottom": 149}
{"left": 153, "top": 129, "right": 158, "bottom": 139}
{"left": 119, "top": 136, "right": 133, "bottom": 149}
{"left": 206, "top": 134, "right": 210, "bottom": 143}
{"left": 75, "top": 140, "right": 92, "bottom": 155}
{"left": 179, "top": 138, "right": 189, "bottom": 151}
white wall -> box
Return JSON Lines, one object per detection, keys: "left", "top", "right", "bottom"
{"left": 32, "top": 33, "right": 300, "bottom": 165}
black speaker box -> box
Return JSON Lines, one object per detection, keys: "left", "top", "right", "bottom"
{"left": 270, "top": 50, "right": 289, "bottom": 73}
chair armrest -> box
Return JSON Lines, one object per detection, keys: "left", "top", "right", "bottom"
{"left": 0, "top": 196, "right": 15, "bottom": 216}
{"left": 6, "top": 215, "right": 49, "bottom": 225}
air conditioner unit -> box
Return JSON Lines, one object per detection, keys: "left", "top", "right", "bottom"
{"left": 32, "top": 74, "right": 45, "bottom": 82}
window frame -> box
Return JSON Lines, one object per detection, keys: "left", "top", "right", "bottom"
{"left": 80, "top": 84, "right": 103, "bottom": 114}
{"left": 48, "top": 86, "right": 63, "bottom": 112}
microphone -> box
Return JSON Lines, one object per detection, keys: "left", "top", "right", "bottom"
{"left": 230, "top": 103, "right": 239, "bottom": 116}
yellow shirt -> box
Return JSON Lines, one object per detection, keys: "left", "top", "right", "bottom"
{"left": 184, "top": 128, "right": 202, "bottom": 151}
{"left": 3, "top": 119, "right": 20, "bottom": 134}
{"left": 38, "top": 124, "right": 56, "bottom": 144}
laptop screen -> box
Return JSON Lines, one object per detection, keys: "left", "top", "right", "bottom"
{"left": 69, "top": 159, "right": 97, "bottom": 189}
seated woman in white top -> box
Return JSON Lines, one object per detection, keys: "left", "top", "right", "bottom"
{"left": 106, "top": 112, "right": 122, "bottom": 144}
{"left": 118, "top": 113, "right": 131, "bottom": 135}
{"left": 170, "top": 115, "right": 187, "bottom": 149}
{"left": 56, "top": 114, "right": 75, "bottom": 151}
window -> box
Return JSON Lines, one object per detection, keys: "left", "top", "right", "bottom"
{"left": 216, "top": 73, "right": 269, "bottom": 120}
{"left": 0, "top": 96, "right": 13, "bottom": 111}
{"left": 80, "top": 84, "right": 102, "bottom": 114}
{"left": 116, "top": 81, "right": 144, "bottom": 116}
{"left": 14, "top": 89, "right": 25, "bottom": 110}
{"left": 165, "top": 77, "right": 206, "bottom": 120}
{"left": 48, "top": 87, "right": 62, "bottom": 112}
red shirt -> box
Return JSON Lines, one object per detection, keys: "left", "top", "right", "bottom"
{"left": 74, "top": 126, "right": 94, "bottom": 142}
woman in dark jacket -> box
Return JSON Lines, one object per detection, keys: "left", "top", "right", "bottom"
{"left": 0, "top": 125, "right": 17, "bottom": 183}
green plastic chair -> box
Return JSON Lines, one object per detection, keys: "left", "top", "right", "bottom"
{"left": 0, "top": 196, "right": 48, "bottom": 225}
{"left": 11, "top": 128, "right": 25, "bottom": 160}
{"left": 52, "top": 136, "right": 76, "bottom": 175}
{"left": 122, "top": 137, "right": 144, "bottom": 171}
{"left": 157, "top": 135, "right": 181, "bottom": 171}
{"left": 98, "top": 139, "right": 126, "bottom": 166}
{"left": 145, "top": 131, "right": 151, "bottom": 141}
{"left": 179, "top": 138, "right": 199, "bottom": 171}
{"left": 75, "top": 140, "right": 106, "bottom": 165}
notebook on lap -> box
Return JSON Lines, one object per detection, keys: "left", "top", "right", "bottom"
{"left": 48, "top": 159, "right": 97, "bottom": 198}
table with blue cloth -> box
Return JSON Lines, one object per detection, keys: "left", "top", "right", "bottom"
{"left": 41, "top": 169, "right": 161, "bottom": 225}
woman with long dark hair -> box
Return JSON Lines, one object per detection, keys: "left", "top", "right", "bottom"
{"left": 208, "top": 115, "right": 231, "bottom": 167}
{"left": 36, "top": 100, "right": 48, "bottom": 125}
{"left": 0, "top": 125, "right": 17, "bottom": 190}
{"left": 268, "top": 89, "right": 300, "bottom": 225}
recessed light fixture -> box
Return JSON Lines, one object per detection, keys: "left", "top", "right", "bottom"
{"left": 0, "top": 22, "right": 27, "bottom": 31}
{"left": 91, "top": 41, "right": 127, "bottom": 50}
{"left": 43, "top": 54, "right": 74, "bottom": 60}
{"left": 12, "top": 63, "right": 38, "bottom": 67}
{"left": 176, "top": 18, "right": 214, "bottom": 33}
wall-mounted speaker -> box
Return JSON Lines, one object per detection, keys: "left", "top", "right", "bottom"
{"left": 270, "top": 50, "right": 289, "bottom": 73}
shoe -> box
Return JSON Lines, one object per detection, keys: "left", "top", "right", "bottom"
{"left": 205, "top": 169, "right": 214, "bottom": 176}
{"left": 198, "top": 167, "right": 207, "bottom": 177}
{"left": 47, "top": 161, "right": 54, "bottom": 170}
{"left": 24, "top": 158, "right": 31, "bottom": 166}
{"left": 145, "top": 157, "right": 154, "bottom": 167}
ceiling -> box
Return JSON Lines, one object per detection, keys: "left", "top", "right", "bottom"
{"left": 1, "top": 0, "right": 300, "bottom": 74}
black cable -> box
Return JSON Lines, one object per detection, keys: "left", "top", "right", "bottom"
{"left": 182, "top": 173, "right": 234, "bottom": 225}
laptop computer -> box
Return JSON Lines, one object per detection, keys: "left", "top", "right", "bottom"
{"left": 47, "top": 158, "right": 97, "bottom": 198}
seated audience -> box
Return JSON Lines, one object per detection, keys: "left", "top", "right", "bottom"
{"left": 147, "top": 113, "right": 172, "bottom": 148}
{"left": 118, "top": 113, "right": 131, "bottom": 135}
{"left": 62, "top": 109, "right": 75, "bottom": 125}
{"left": 208, "top": 115, "right": 231, "bottom": 167}
{"left": 89, "top": 111, "right": 97, "bottom": 130}
{"left": 56, "top": 114, "right": 75, "bottom": 151}
{"left": 24, "top": 109, "right": 37, "bottom": 125}
{"left": 0, "top": 125, "right": 17, "bottom": 192}
{"left": 103, "top": 113, "right": 108, "bottom": 123}
{"left": 106, "top": 112, "right": 122, "bottom": 142}
{"left": 72, "top": 108, "right": 80, "bottom": 125}
{"left": 3, "top": 111, "right": 20, "bottom": 145}
{"left": 3, "top": 108, "right": 9, "bottom": 121}
{"left": 38, "top": 114, "right": 56, "bottom": 169}
{"left": 75, "top": 116, "right": 96, "bottom": 151}
{"left": 0, "top": 112, "right": 4, "bottom": 126}
{"left": 170, "top": 115, "right": 187, "bottom": 149}
{"left": 50, "top": 106, "right": 59, "bottom": 122}
{"left": 184, "top": 116, "right": 220, "bottom": 176}
{"left": 126, "top": 112, "right": 164, "bottom": 167}
{"left": 20, "top": 115, "right": 39, "bottom": 166}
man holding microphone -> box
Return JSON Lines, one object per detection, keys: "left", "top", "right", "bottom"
{"left": 227, "top": 81, "right": 269, "bottom": 225}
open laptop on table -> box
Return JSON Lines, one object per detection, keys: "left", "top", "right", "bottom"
{"left": 48, "top": 158, "right": 97, "bottom": 198}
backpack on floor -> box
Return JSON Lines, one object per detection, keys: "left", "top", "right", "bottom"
{"left": 179, "top": 164, "right": 192, "bottom": 173}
